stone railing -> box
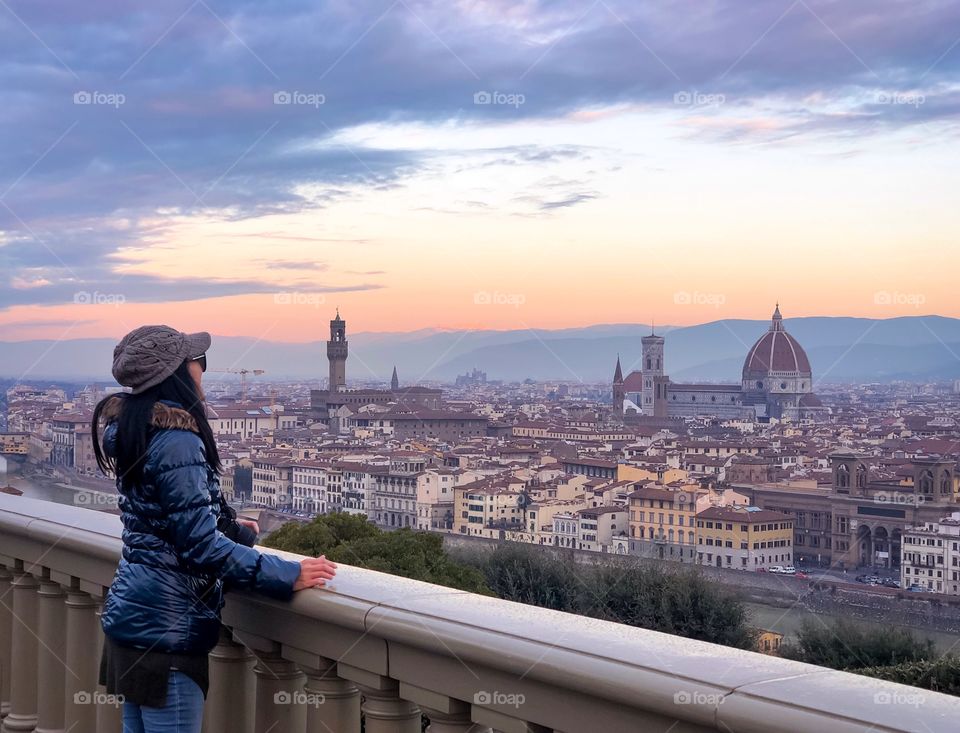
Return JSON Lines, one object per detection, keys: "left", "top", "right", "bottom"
{"left": 0, "top": 494, "right": 958, "bottom": 733}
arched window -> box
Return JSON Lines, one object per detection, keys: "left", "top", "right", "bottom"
{"left": 668, "top": 529, "right": 675, "bottom": 543}
{"left": 919, "top": 470, "right": 934, "bottom": 495}
{"left": 639, "top": 526, "right": 645, "bottom": 539}
{"left": 856, "top": 464, "right": 867, "bottom": 489}
{"left": 941, "top": 473, "right": 952, "bottom": 495}
{"left": 688, "top": 531, "right": 695, "bottom": 545}
{"left": 837, "top": 464, "right": 850, "bottom": 489}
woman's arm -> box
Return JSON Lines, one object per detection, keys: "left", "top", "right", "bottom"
{"left": 153, "top": 434, "right": 335, "bottom": 598}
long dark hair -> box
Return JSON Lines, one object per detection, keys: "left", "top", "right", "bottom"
{"left": 92, "top": 360, "right": 221, "bottom": 489}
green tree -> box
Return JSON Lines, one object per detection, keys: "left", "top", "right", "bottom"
{"left": 854, "top": 657, "right": 960, "bottom": 696}
{"left": 780, "top": 619, "right": 936, "bottom": 670}
{"left": 479, "top": 544, "right": 755, "bottom": 648}
{"left": 264, "top": 514, "right": 490, "bottom": 594}
{"left": 481, "top": 543, "right": 581, "bottom": 612}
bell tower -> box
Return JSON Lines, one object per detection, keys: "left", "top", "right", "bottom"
{"left": 641, "top": 328, "right": 665, "bottom": 416}
{"left": 327, "top": 309, "right": 348, "bottom": 392}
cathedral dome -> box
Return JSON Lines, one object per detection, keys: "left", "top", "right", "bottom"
{"left": 742, "top": 305, "right": 811, "bottom": 378}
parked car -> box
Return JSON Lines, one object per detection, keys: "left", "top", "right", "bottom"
{"left": 795, "top": 571, "right": 809, "bottom": 579}
{"left": 907, "top": 584, "right": 927, "bottom": 593}
{"left": 768, "top": 566, "right": 786, "bottom": 574}
{"left": 883, "top": 579, "right": 901, "bottom": 588}
{"left": 782, "top": 566, "right": 797, "bottom": 575}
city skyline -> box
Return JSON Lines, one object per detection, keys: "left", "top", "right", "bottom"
{"left": 2, "top": 1, "right": 959, "bottom": 341}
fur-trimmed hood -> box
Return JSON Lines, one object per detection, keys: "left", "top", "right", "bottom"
{"left": 100, "top": 394, "right": 200, "bottom": 433}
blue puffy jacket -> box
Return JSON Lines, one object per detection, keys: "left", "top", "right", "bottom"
{"left": 99, "top": 397, "right": 301, "bottom": 654}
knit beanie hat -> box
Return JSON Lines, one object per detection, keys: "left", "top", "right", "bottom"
{"left": 112, "top": 325, "right": 211, "bottom": 394}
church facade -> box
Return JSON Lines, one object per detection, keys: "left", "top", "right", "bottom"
{"left": 614, "top": 306, "right": 827, "bottom": 422}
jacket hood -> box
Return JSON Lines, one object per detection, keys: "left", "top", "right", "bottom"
{"left": 100, "top": 394, "right": 200, "bottom": 458}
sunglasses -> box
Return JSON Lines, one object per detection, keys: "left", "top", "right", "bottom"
{"left": 194, "top": 354, "right": 207, "bottom": 372}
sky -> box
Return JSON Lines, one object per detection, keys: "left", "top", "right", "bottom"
{"left": 1, "top": 0, "right": 958, "bottom": 342}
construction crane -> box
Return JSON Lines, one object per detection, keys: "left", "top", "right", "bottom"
{"left": 208, "top": 368, "right": 265, "bottom": 403}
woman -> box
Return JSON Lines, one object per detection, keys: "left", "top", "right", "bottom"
{"left": 93, "top": 325, "right": 337, "bottom": 733}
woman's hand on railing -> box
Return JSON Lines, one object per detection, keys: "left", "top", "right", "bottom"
{"left": 293, "top": 556, "right": 338, "bottom": 591}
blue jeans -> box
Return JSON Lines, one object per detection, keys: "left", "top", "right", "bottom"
{"left": 122, "top": 671, "right": 204, "bottom": 733}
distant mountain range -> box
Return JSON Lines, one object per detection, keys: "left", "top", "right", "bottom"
{"left": 1, "top": 316, "right": 959, "bottom": 385}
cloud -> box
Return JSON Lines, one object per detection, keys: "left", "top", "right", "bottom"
{"left": 1, "top": 0, "right": 958, "bottom": 307}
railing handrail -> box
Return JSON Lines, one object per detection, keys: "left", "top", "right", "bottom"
{"left": 1, "top": 493, "right": 958, "bottom": 733}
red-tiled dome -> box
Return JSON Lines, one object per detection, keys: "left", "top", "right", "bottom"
{"left": 742, "top": 305, "right": 812, "bottom": 377}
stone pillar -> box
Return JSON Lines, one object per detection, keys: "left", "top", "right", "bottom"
{"left": 302, "top": 657, "right": 360, "bottom": 733}
{"left": 204, "top": 628, "right": 254, "bottom": 733}
{"left": 63, "top": 588, "right": 99, "bottom": 733}
{"left": 2, "top": 566, "right": 39, "bottom": 732}
{"left": 424, "top": 707, "right": 490, "bottom": 733}
{"left": 252, "top": 653, "right": 305, "bottom": 733}
{"left": 35, "top": 575, "right": 67, "bottom": 733}
{"left": 357, "top": 680, "right": 421, "bottom": 733}
{"left": 0, "top": 565, "right": 13, "bottom": 719}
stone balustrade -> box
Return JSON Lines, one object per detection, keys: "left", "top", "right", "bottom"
{"left": 1, "top": 494, "right": 958, "bottom": 733}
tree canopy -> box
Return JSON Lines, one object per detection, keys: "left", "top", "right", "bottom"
{"left": 263, "top": 513, "right": 491, "bottom": 594}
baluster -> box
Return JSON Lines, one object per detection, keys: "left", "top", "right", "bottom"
{"left": 35, "top": 573, "right": 66, "bottom": 733}
{"left": 355, "top": 678, "right": 421, "bottom": 733}
{"left": 302, "top": 657, "right": 361, "bottom": 733}
{"left": 0, "top": 565, "right": 13, "bottom": 719}
{"left": 425, "top": 710, "right": 491, "bottom": 733}
{"left": 253, "top": 652, "right": 305, "bottom": 733}
{"left": 63, "top": 586, "right": 99, "bottom": 733}
{"left": 399, "top": 683, "right": 489, "bottom": 733}
{"left": 2, "top": 563, "right": 39, "bottom": 733}
{"left": 204, "top": 627, "right": 254, "bottom": 733}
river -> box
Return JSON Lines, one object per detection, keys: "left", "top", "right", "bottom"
{"left": 6, "top": 473, "right": 120, "bottom": 511}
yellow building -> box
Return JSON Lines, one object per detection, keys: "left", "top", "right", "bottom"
{"left": 454, "top": 477, "right": 526, "bottom": 536}
{"left": 627, "top": 485, "right": 705, "bottom": 562}
{"left": 695, "top": 505, "right": 793, "bottom": 571}
{"left": 756, "top": 629, "right": 784, "bottom": 655}
{"left": 0, "top": 433, "right": 30, "bottom": 455}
